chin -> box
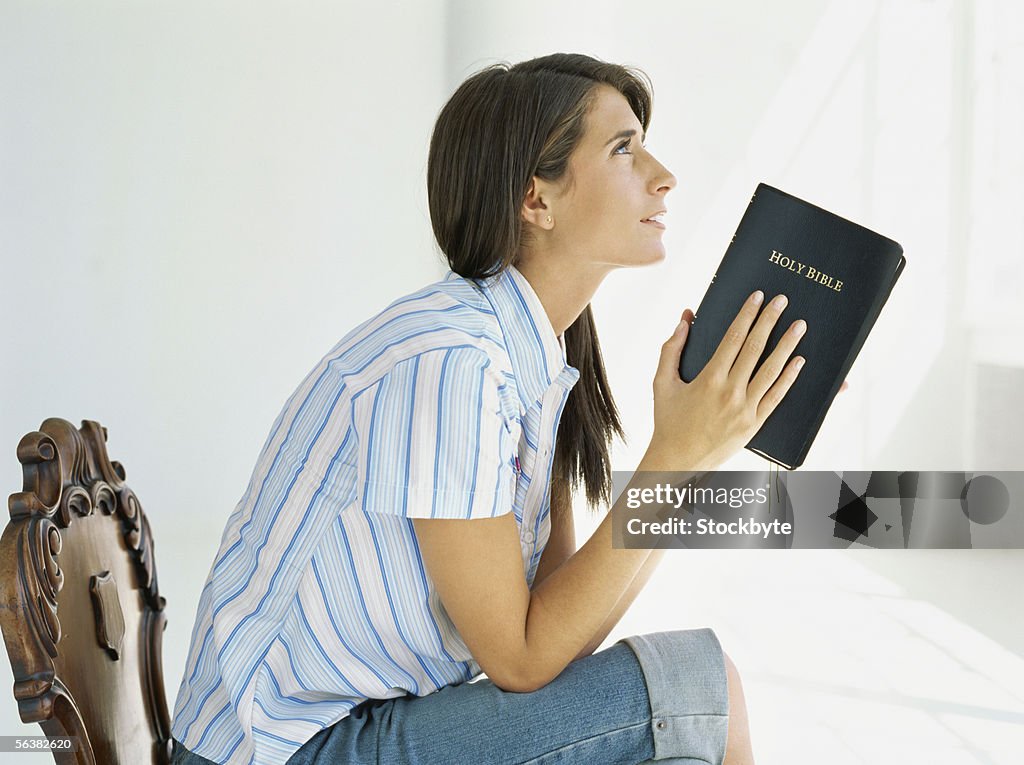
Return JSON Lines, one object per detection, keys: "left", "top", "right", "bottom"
{"left": 599, "top": 244, "right": 667, "bottom": 269}
{"left": 633, "top": 246, "right": 667, "bottom": 267}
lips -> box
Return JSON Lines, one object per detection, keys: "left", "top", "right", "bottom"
{"left": 642, "top": 210, "right": 667, "bottom": 228}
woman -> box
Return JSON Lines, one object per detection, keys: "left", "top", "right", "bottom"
{"left": 171, "top": 53, "right": 806, "bottom": 765}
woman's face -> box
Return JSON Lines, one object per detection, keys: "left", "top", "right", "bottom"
{"left": 547, "top": 84, "right": 677, "bottom": 270}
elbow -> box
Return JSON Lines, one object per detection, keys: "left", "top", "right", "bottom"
{"left": 489, "top": 664, "right": 538, "bottom": 694}
{"left": 493, "top": 671, "right": 543, "bottom": 694}
{"left": 491, "top": 677, "right": 532, "bottom": 694}
{"left": 488, "top": 655, "right": 547, "bottom": 694}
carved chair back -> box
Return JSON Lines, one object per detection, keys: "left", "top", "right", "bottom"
{"left": 0, "top": 418, "right": 171, "bottom": 764}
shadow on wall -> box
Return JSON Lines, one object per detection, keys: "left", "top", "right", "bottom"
{"left": 860, "top": 325, "right": 1024, "bottom": 660}
{"left": 853, "top": 549, "right": 1024, "bottom": 660}
{"left": 871, "top": 330, "right": 969, "bottom": 470}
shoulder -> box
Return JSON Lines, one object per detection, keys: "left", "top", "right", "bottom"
{"left": 334, "top": 276, "right": 515, "bottom": 405}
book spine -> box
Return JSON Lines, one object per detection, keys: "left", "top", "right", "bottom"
{"left": 695, "top": 188, "right": 758, "bottom": 327}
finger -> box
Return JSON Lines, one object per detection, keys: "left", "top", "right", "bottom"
{"left": 754, "top": 355, "right": 806, "bottom": 424}
{"left": 705, "top": 291, "right": 765, "bottom": 377}
{"left": 746, "top": 317, "right": 807, "bottom": 402}
{"left": 656, "top": 310, "right": 692, "bottom": 382}
{"left": 839, "top": 380, "right": 849, "bottom": 394}
{"left": 728, "top": 293, "right": 790, "bottom": 385}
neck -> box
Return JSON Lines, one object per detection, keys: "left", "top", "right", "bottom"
{"left": 514, "top": 253, "right": 613, "bottom": 336}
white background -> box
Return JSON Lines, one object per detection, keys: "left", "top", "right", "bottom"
{"left": 2, "top": 1, "right": 1021, "bottom": 761}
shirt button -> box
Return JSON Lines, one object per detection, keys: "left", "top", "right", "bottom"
{"left": 656, "top": 720, "right": 666, "bottom": 730}
{"left": 523, "top": 531, "right": 535, "bottom": 543}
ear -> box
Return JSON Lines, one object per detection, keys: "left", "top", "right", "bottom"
{"left": 520, "top": 176, "right": 556, "bottom": 230}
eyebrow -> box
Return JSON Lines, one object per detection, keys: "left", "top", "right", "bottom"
{"left": 605, "top": 128, "right": 646, "bottom": 146}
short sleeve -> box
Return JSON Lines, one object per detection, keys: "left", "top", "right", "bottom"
{"left": 351, "top": 347, "right": 517, "bottom": 520}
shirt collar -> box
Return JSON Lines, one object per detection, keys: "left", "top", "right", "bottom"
{"left": 469, "top": 264, "right": 580, "bottom": 409}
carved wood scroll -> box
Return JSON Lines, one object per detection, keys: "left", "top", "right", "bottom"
{"left": 0, "top": 418, "right": 172, "bottom": 764}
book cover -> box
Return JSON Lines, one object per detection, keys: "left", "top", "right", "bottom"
{"left": 679, "top": 183, "right": 906, "bottom": 469}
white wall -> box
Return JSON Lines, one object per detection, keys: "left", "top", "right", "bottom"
{"left": 0, "top": 1, "right": 448, "bottom": 759}
{"left": 1, "top": 1, "right": 1021, "bottom": 762}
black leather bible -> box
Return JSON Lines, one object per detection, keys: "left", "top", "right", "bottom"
{"left": 679, "top": 183, "right": 906, "bottom": 469}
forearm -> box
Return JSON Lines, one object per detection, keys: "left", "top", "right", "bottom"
{"left": 570, "top": 546, "right": 666, "bottom": 663}
{"left": 520, "top": 450, "right": 704, "bottom": 690}
{"left": 523, "top": 505, "right": 650, "bottom": 689}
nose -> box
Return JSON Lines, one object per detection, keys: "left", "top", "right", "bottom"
{"left": 648, "top": 153, "right": 677, "bottom": 194}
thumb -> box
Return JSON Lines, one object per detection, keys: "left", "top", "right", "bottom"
{"left": 658, "top": 309, "right": 693, "bottom": 381}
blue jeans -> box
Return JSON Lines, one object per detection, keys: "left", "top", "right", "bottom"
{"left": 172, "top": 628, "right": 729, "bottom": 765}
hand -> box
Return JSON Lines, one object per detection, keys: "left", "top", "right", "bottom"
{"left": 839, "top": 380, "right": 849, "bottom": 394}
{"left": 647, "top": 291, "right": 807, "bottom": 471}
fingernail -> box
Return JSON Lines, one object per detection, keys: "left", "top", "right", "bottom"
{"left": 675, "top": 319, "right": 687, "bottom": 334}
{"left": 792, "top": 320, "right": 806, "bottom": 336}
{"left": 773, "top": 295, "right": 788, "bottom": 309}
{"left": 751, "top": 290, "right": 764, "bottom": 305}
{"left": 795, "top": 356, "right": 805, "bottom": 369}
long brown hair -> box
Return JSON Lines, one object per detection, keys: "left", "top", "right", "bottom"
{"left": 427, "top": 53, "right": 653, "bottom": 516}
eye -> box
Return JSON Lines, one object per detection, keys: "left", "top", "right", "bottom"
{"left": 613, "top": 139, "right": 632, "bottom": 155}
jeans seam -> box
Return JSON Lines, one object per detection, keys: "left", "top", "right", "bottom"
{"left": 517, "top": 720, "right": 650, "bottom": 764}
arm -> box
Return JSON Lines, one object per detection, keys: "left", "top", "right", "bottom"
{"left": 532, "top": 491, "right": 651, "bottom": 663}
{"left": 520, "top": 470, "right": 664, "bottom": 690}
{"left": 567, "top": 547, "right": 666, "bottom": 663}
{"left": 528, "top": 497, "right": 663, "bottom": 663}
{"left": 528, "top": 487, "right": 663, "bottom": 667}
{"left": 413, "top": 446, "right": 685, "bottom": 694}
{"left": 532, "top": 496, "right": 666, "bottom": 665}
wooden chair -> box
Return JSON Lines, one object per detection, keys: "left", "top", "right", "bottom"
{"left": 0, "top": 418, "right": 172, "bottom": 764}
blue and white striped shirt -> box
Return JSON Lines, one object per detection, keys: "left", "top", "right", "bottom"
{"left": 171, "top": 264, "right": 581, "bottom": 764}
